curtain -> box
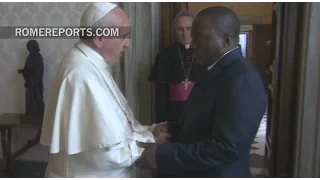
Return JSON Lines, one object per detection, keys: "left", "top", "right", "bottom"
{"left": 111, "top": 2, "right": 160, "bottom": 126}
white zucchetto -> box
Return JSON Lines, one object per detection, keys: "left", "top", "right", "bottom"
{"left": 81, "top": 2, "right": 118, "bottom": 27}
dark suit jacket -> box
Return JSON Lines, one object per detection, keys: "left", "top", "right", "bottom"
{"left": 156, "top": 47, "right": 267, "bottom": 178}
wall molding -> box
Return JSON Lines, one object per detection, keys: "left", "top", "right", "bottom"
{"left": 240, "top": 25, "right": 253, "bottom": 32}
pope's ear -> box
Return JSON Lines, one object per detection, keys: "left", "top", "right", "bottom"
{"left": 92, "top": 36, "right": 104, "bottom": 48}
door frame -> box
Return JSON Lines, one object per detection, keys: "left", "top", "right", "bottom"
{"left": 293, "top": 2, "right": 320, "bottom": 178}
{"left": 268, "top": 2, "right": 320, "bottom": 178}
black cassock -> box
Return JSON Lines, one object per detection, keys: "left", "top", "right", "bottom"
{"left": 19, "top": 40, "right": 45, "bottom": 115}
{"left": 148, "top": 43, "right": 207, "bottom": 123}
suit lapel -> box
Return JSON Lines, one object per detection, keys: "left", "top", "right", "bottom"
{"left": 177, "top": 63, "right": 224, "bottom": 127}
{"left": 176, "top": 47, "right": 243, "bottom": 129}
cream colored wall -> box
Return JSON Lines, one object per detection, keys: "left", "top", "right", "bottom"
{"left": 0, "top": 2, "right": 89, "bottom": 161}
{"left": 188, "top": 2, "right": 273, "bottom": 24}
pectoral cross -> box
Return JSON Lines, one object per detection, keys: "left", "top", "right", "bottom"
{"left": 181, "top": 77, "right": 191, "bottom": 90}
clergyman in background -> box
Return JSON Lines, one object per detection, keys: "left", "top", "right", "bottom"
{"left": 148, "top": 8, "right": 207, "bottom": 126}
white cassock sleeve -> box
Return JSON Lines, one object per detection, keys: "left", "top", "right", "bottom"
{"left": 79, "top": 131, "right": 152, "bottom": 170}
{"left": 40, "top": 67, "right": 155, "bottom": 166}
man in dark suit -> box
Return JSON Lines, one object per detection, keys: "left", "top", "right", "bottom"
{"left": 137, "top": 6, "right": 267, "bottom": 178}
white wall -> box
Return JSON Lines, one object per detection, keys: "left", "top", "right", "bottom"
{"left": 0, "top": 2, "right": 89, "bottom": 161}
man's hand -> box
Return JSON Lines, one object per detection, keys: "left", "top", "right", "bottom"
{"left": 155, "top": 132, "right": 172, "bottom": 144}
{"left": 150, "top": 122, "right": 169, "bottom": 136}
{"left": 136, "top": 141, "right": 158, "bottom": 169}
{"left": 150, "top": 122, "right": 172, "bottom": 144}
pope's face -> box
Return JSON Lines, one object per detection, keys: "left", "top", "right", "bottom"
{"left": 102, "top": 18, "right": 131, "bottom": 65}
{"left": 93, "top": 8, "right": 131, "bottom": 65}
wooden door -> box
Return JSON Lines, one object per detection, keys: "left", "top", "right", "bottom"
{"left": 265, "top": 2, "right": 280, "bottom": 176}
{"left": 250, "top": 23, "right": 273, "bottom": 177}
{"left": 251, "top": 22, "right": 272, "bottom": 158}
{"left": 160, "top": 2, "right": 188, "bottom": 49}
{"left": 251, "top": 24, "right": 273, "bottom": 90}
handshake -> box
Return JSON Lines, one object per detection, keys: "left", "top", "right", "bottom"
{"left": 149, "top": 121, "right": 173, "bottom": 144}
{"left": 134, "top": 121, "right": 176, "bottom": 171}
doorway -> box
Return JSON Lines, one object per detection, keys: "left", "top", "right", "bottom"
{"left": 239, "top": 24, "right": 273, "bottom": 177}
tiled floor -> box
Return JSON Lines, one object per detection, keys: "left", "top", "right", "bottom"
{"left": 0, "top": 130, "right": 48, "bottom": 178}
{"left": 250, "top": 111, "right": 268, "bottom": 177}
{"left": 0, "top": 112, "right": 269, "bottom": 178}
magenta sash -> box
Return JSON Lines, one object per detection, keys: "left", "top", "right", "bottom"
{"left": 169, "top": 82, "right": 195, "bottom": 101}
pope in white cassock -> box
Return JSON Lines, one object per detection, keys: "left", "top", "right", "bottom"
{"left": 40, "top": 2, "right": 170, "bottom": 178}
